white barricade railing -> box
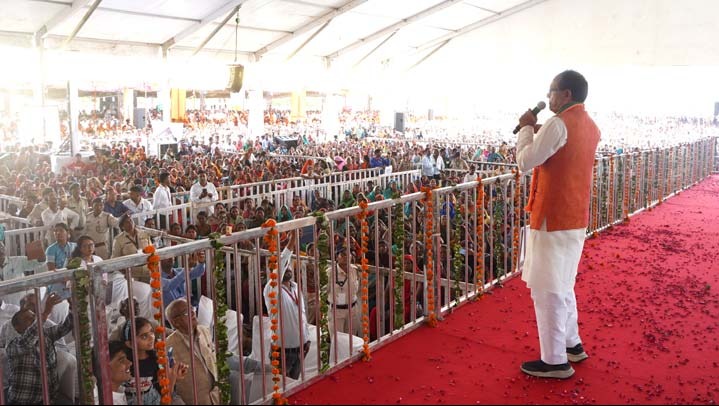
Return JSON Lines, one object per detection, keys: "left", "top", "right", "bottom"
{"left": 160, "top": 170, "right": 420, "bottom": 222}
{"left": 0, "top": 138, "right": 714, "bottom": 406}
{"left": 0, "top": 194, "right": 24, "bottom": 215}
{"left": 3, "top": 225, "right": 51, "bottom": 256}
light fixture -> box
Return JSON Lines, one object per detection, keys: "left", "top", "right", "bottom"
{"left": 227, "top": 8, "right": 244, "bottom": 93}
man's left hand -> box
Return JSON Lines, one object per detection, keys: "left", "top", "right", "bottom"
{"left": 518, "top": 109, "right": 538, "bottom": 130}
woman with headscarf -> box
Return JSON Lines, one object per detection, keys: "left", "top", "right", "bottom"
{"left": 383, "top": 180, "right": 399, "bottom": 200}
{"left": 278, "top": 205, "right": 294, "bottom": 223}
{"left": 338, "top": 190, "right": 356, "bottom": 209}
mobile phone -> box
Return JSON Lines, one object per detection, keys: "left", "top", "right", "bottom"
{"left": 167, "top": 347, "right": 175, "bottom": 368}
{"left": 202, "top": 188, "right": 207, "bottom": 194}
{"left": 48, "top": 282, "right": 72, "bottom": 300}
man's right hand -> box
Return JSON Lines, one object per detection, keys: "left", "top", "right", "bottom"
{"left": 43, "top": 292, "right": 64, "bottom": 320}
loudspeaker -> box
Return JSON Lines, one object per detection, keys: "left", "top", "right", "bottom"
{"left": 394, "top": 112, "right": 405, "bottom": 133}
{"left": 227, "top": 64, "right": 244, "bottom": 93}
{"left": 133, "top": 108, "right": 146, "bottom": 129}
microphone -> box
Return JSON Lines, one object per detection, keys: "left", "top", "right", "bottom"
{"left": 513, "top": 101, "right": 546, "bottom": 134}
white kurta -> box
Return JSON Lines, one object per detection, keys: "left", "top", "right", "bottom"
{"left": 516, "top": 118, "right": 586, "bottom": 294}
{"left": 189, "top": 182, "right": 219, "bottom": 214}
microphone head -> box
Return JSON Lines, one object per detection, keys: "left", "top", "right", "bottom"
{"left": 536, "top": 101, "right": 547, "bottom": 110}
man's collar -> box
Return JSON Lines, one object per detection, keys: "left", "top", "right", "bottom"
{"left": 557, "top": 102, "right": 582, "bottom": 114}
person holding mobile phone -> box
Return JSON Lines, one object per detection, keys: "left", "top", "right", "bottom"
{"left": 189, "top": 170, "right": 219, "bottom": 214}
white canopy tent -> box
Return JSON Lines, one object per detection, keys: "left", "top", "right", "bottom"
{"left": 0, "top": 0, "right": 717, "bottom": 114}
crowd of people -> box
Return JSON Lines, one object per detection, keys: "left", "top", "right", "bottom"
{"left": 0, "top": 104, "right": 718, "bottom": 404}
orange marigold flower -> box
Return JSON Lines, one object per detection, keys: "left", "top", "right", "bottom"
{"left": 152, "top": 292, "right": 162, "bottom": 299}
{"left": 153, "top": 301, "right": 162, "bottom": 309}
{"left": 142, "top": 246, "right": 156, "bottom": 255}
{"left": 150, "top": 280, "right": 161, "bottom": 289}
{"left": 262, "top": 219, "right": 277, "bottom": 228}
{"left": 161, "top": 395, "right": 172, "bottom": 404}
{"left": 155, "top": 326, "right": 165, "bottom": 335}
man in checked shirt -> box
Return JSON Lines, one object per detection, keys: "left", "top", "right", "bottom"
{"left": 6, "top": 292, "right": 72, "bottom": 405}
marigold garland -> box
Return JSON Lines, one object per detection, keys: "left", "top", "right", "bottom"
{"left": 451, "top": 199, "right": 463, "bottom": 309}
{"left": 142, "top": 245, "right": 172, "bottom": 405}
{"left": 622, "top": 154, "right": 631, "bottom": 222}
{"left": 356, "top": 201, "right": 372, "bottom": 360}
{"left": 421, "top": 187, "right": 438, "bottom": 328}
{"left": 260, "top": 219, "right": 288, "bottom": 405}
{"left": 309, "top": 211, "right": 331, "bottom": 372}
{"left": 634, "top": 152, "right": 642, "bottom": 213}
{"left": 657, "top": 149, "right": 664, "bottom": 204}
{"left": 69, "top": 264, "right": 94, "bottom": 405}
{"left": 646, "top": 151, "right": 653, "bottom": 209}
{"left": 591, "top": 159, "right": 599, "bottom": 233}
{"left": 607, "top": 155, "right": 615, "bottom": 226}
{"left": 391, "top": 192, "right": 405, "bottom": 329}
{"left": 205, "top": 234, "right": 232, "bottom": 404}
{"left": 475, "top": 177, "right": 485, "bottom": 297}
{"left": 512, "top": 169, "right": 521, "bottom": 272}
{"left": 675, "top": 146, "right": 681, "bottom": 192}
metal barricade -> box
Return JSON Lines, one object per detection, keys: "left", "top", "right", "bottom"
{"left": 0, "top": 138, "right": 715, "bottom": 405}
{"left": 3, "top": 225, "right": 52, "bottom": 256}
{"left": 0, "top": 194, "right": 25, "bottom": 216}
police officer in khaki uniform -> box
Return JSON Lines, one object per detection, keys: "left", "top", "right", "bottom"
{"left": 83, "top": 197, "right": 119, "bottom": 259}
{"left": 111, "top": 214, "right": 152, "bottom": 282}
{"left": 65, "top": 183, "right": 88, "bottom": 242}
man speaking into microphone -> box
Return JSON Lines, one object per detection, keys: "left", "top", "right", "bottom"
{"left": 515, "top": 70, "right": 600, "bottom": 379}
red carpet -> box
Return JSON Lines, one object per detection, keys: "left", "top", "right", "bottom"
{"left": 290, "top": 175, "right": 719, "bottom": 405}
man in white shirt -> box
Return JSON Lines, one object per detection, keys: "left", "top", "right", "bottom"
{"left": 420, "top": 149, "right": 434, "bottom": 178}
{"left": 0, "top": 240, "right": 47, "bottom": 307}
{"left": 262, "top": 233, "right": 310, "bottom": 380}
{"left": 41, "top": 191, "right": 80, "bottom": 246}
{"left": 152, "top": 172, "right": 173, "bottom": 229}
{"left": 189, "top": 171, "right": 219, "bottom": 215}
{"left": 515, "top": 70, "right": 600, "bottom": 379}
{"left": 65, "top": 183, "right": 87, "bottom": 241}
{"left": 463, "top": 164, "right": 478, "bottom": 184}
{"left": 433, "top": 149, "right": 445, "bottom": 180}
{"left": 123, "top": 185, "right": 153, "bottom": 226}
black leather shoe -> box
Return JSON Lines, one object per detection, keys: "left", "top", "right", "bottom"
{"left": 520, "top": 360, "right": 575, "bottom": 379}
{"left": 566, "top": 343, "right": 589, "bottom": 363}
